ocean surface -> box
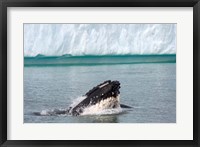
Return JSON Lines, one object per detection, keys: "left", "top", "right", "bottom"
{"left": 24, "top": 55, "right": 176, "bottom": 123}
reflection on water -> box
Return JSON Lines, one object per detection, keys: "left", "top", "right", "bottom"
{"left": 76, "top": 115, "right": 118, "bottom": 123}
{"left": 92, "top": 115, "right": 118, "bottom": 123}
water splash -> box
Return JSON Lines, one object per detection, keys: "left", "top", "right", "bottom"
{"left": 81, "top": 107, "right": 123, "bottom": 116}
{"left": 33, "top": 108, "right": 68, "bottom": 116}
{"left": 81, "top": 96, "right": 122, "bottom": 116}
{"left": 24, "top": 24, "right": 176, "bottom": 57}
{"left": 33, "top": 96, "right": 125, "bottom": 116}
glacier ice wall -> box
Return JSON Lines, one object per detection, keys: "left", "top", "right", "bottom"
{"left": 24, "top": 24, "right": 176, "bottom": 57}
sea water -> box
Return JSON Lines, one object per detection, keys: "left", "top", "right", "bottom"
{"left": 24, "top": 55, "right": 176, "bottom": 123}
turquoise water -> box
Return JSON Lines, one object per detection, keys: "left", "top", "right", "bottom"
{"left": 24, "top": 54, "right": 176, "bottom": 66}
{"left": 24, "top": 55, "right": 176, "bottom": 123}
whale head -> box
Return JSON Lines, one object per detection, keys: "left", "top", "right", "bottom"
{"left": 69, "top": 80, "right": 121, "bottom": 116}
{"left": 86, "top": 80, "right": 120, "bottom": 99}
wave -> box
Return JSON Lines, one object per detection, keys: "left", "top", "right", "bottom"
{"left": 24, "top": 24, "right": 176, "bottom": 57}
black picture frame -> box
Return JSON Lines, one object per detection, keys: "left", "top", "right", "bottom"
{"left": 0, "top": 0, "right": 199, "bottom": 146}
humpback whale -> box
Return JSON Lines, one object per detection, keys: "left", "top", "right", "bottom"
{"left": 67, "top": 80, "right": 131, "bottom": 116}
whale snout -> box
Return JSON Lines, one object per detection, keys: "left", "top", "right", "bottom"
{"left": 112, "top": 80, "right": 120, "bottom": 86}
{"left": 111, "top": 81, "right": 120, "bottom": 88}
{"left": 111, "top": 80, "right": 120, "bottom": 96}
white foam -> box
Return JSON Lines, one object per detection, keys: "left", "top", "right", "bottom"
{"left": 40, "top": 110, "right": 49, "bottom": 116}
{"left": 69, "top": 96, "right": 86, "bottom": 108}
{"left": 35, "top": 108, "right": 68, "bottom": 116}
{"left": 81, "top": 107, "right": 123, "bottom": 116}
{"left": 81, "top": 96, "right": 122, "bottom": 116}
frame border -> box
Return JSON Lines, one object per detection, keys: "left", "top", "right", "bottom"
{"left": 0, "top": 0, "right": 199, "bottom": 146}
